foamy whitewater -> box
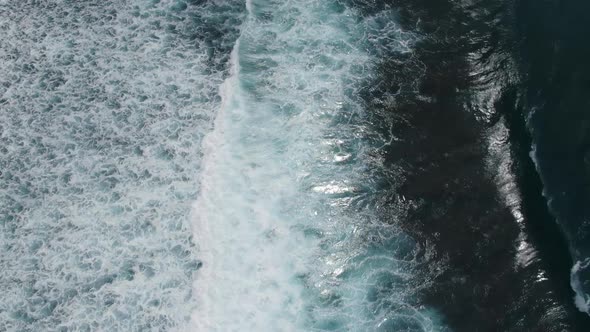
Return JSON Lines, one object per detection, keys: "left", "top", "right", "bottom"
{"left": 0, "top": 1, "right": 242, "bottom": 330}
{"left": 1, "top": 0, "right": 445, "bottom": 331}
{"left": 191, "top": 0, "right": 444, "bottom": 331}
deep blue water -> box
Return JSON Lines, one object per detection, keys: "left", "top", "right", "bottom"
{"left": 516, "top": 0, "right": 590, "bottom": 318}
{"left": 363, "top": 0, "right": 590, "bottom": 330}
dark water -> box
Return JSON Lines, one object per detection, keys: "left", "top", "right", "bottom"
{"left": 357, "top": 0, "right": 590, "bottom": 330}
{"left": 516, "top": 0, "right": 590, "bottom": 316}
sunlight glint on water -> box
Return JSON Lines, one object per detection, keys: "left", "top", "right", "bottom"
{"left": 0, "top": 0, "right": 445, "bottom": 330}
{"left": 191, "top": 0, "right": 444, "bottom": 330}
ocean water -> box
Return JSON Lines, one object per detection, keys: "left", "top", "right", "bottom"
{"left": 191, "top": 0, "right": 446, "bottom": 330}
{"left": 2, "top": 0, "right": 590, "bottom": 331}
{"left": 355, "top": 0, "right": 590, "bottom": 330}
{"left": 0, "top": 0, "right": 243, "bottom": 330}
{"left": 0, "top": 0, "right": 442, "bottom": 331}
{"left": 515, "top": 0, "right": 590, "bottom": 317}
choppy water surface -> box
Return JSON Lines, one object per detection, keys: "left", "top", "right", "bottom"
{"left": 191, "top": 0, "right": 445, "bottom": 330}
{"left": 0, "top": 0, "right": 243, "bottom": 330}
{"left": 3, "top": 0, "right": 590, "bottom": 331}
{"left": 0, "top": 0, "right": 442, "bottom": 331}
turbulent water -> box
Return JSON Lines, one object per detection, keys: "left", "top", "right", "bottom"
{"left": 190, "top": 1, "right": 444, "bottom": 330}
{"left": 0, "top": 0, "right": 242, "bottom": 330}
{"left": 2, "top": 0, "right": 590, "bottom": 331}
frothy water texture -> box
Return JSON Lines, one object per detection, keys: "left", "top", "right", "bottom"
{"left": 1, "top": 0, "right": 445, "bottom": 331}
{"left": 192, "top": 0, "right": 445, "bottom": 331}
{"left": 0, "top": 0, "right": 242, "bottom": 330}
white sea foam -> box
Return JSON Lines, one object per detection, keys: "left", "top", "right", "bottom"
{"left": 0, "top": 1, "right": 243, "bottom": 330}
{"left": 1, "top": 0, "right": 445, "bottom": 330}
{"left": 572, "top": 258, "right": 590, "bottom": 314}
{"left": 190, "top": 0, "right": 443, "bottom": 330}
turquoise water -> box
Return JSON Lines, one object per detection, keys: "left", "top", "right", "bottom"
{"left": 0, "top": 0, "right": 445, "bottom": 331}
{"left": 192, "top": 0, "right": 443, "bottom": 331}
